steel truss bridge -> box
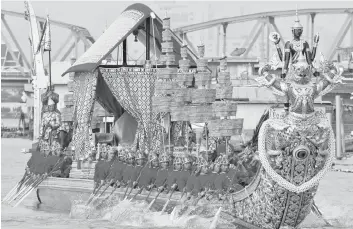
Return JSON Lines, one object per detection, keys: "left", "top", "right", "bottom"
{"left": 1, "top": 9, "right": 95, "bottom": 79}
{"left": 174, "top": 8, "right": 353, "bottom": 62}
{"left": 1, "top": 7, "right": 353, "bottom": 79}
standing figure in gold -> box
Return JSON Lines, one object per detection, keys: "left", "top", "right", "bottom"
{"left": 39, "top": 92, "right": 62, "bottom": 156}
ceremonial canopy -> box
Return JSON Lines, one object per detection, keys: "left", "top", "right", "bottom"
{"left": 63, "top": 3, "right": 198, "bottom": 159}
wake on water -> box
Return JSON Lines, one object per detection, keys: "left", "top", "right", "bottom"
{"left": 69, "top": 197, "right": 236, "bottom": 229}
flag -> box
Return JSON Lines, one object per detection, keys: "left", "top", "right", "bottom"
{"left": 43, "top": 14, "right": 51, "bottom": 51}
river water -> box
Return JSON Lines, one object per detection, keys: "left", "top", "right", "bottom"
{"left": 2, "top": 138, "right": 353, "bottom": 229}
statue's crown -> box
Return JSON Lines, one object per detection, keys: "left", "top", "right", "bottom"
{"left": 291, "top": 6, "right": 303, "bottom": 29}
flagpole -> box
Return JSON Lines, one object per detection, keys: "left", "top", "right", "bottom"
{"left": 49, "top": 49, "right": 52, "bottom": 89}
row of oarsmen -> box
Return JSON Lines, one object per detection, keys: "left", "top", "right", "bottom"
{"left": 94, "top": 145, "right": 248, "bottom": 200}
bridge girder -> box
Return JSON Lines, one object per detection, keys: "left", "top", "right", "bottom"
{"left": 1, "top": 9, "right": 96, "bottom": 75}
{"left": 174, "top": 8, "right": 353, "bottom": 62}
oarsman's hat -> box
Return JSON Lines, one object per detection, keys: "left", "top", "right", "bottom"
{"left": 173, "top": 156, "right": 183, "bottom": 165}
{"left": 183, "top": 154, "right": 193, "bottom": 165}
{"left": 135, "top": 150, "right": 147, "bottom": 160}
{"left": 215, "top": 154, "right": 229, "bottom": 165}
{"left": 106, "top": 145, "right": 113, "bottom": 152}
{"left": 117, "top": 147, "right": 126, "bottom": 159}
{"left": 196, "top": 153, "right": 209, "bottom": 168}
{"left": 126, "top": 151, "right": 135, "bottom": 160}
{"left": 149, "top": 151, "right": 159, "bottom": 163}
{"left": 159, "top": 151, "right": 171, "bottom": 163}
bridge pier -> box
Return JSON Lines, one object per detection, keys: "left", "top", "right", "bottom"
{"left": 222, "top": 23, "right": 228, "bottom": 57}
{"left": 310, "top": 13, "right": 316, "bottom": 48}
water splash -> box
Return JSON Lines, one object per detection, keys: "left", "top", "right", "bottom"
{"left": 69, "top": 197, "right": 236, "bottom": 229}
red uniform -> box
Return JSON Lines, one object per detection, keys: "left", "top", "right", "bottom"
{"left": 214, "top": 172, "right": 230, "bottom": 191}
{"left": 138, "top": 167, "right": 157, "bottom": 187}
{"left": 167, "top": 170, "right": 180, "bottom": 190}
{"left": 111, "top": 161, "right": 126, "bottom": 182}
{"left": 208, "top": 172, "right": 219, "bottom": 190}
{"left": 122, "top": 164, "right": 134, "bottom": 183}
{"left": 185, "top": 171, "right": 199, "bottom": 195}
{"left": 34, "top": 154, "right": 47, "bottom": 175}
{"left": 27, "top": 150, "right": 41, "bottom": 173}
{"left": 94, "top": 160, "right": 105, "bottom": 183}
{"left": 194, "top": 173, "right": 212, "bottom": 193}
{"left": 155, "top": 168, "right": 169, "bottom": 187}
{"left": 177, "top": 170, "right": 191, "bottom": 191}
{"left": 44, "top": 155, "right": 61, "bottom": 174}
{"left": 131, "top": 165, "right": 144, "bottom": 182}
{"left": 101, "top": 161, "right": 113, "bottom": 180}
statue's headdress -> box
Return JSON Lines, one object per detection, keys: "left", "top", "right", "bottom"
{"left": 291, "top": 6, "right": 303, "bottom": 29}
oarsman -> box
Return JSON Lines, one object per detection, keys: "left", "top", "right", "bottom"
{"left": 131, "top": 150, "right": 147, "bottom": 189}
{"left": 166, "top": 156, "right": 183, "bottom": 192}
{"left": 122, "top": 148, "right": 136, "bottom": 187}
{"left": 184, "top": 158, "right": 201, "bottom": 200}
{"left": 155, "top": 151, "right": 172, "bottom": 193}
{"left": 177, "top": 154, "right": 192, "bottom": 192}
{"left": 58, "top": 156, "right": 73, "bottom": 178}
{"left": 193, "top": 153, "right": 212, "bottom": 198}
{"left": 45, "top": 152, "right": 62, "bottom": 175}
{"left": 139, "top": 152, "right": 159, "bottom": 190}
{"left": 213, "top": 154, "right": 232, "bottom": 200}
{"left": 93, "top": 144, "right": 108, "bottom": 190}
{"left": 226, "top": 163, "right": 244, "bottom": 193}
{"left": 208, "top": 158, "right": 222, "bottom": 190}
{"left": 109, "top": 146, "right": 126, "bottom": 187}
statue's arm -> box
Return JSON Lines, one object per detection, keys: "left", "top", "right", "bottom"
{"left": 275, "top": 43, "right": 283, "bottom": 62}
{"left": 311, "top": 34, "right": 320, "bottom": 61}
{"left": 283, "top": 41, "right": 291, "bottom": 76}
{"left": 256, "top": 70, "right": 288, "bottom": 97}
{"left": 316, "top": 67, "right": 343, "bottom": 96}
{"left": 304, "top": 41, "right": 313, "bottom": 66}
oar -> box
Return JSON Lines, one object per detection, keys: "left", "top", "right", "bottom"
{"left": 126, "top": 159, "right": 152, "bottom": 200}
{"left": 209, "top": 207, "right": 222, "bottom": 229}
{"left": 11, "top": 157, "right": 64, "bottom": 204}
{"left": 130, "top": 186, "right": 144, "bottom": 201}
{"left": 86, "top": 182, "right": 105, "bottom": 205}
{"left": 311, "top": 201, "right": 332, "bottom": 226}
{"left": 160, "top": 186, "right": 176, "bottom": 214}
{"left": 4, "top": 174, "right": 33, "bottom": 203}
{"left": 16, "top": 171, "right": 31, "bottom": 193}
{"left": 122, "top": 180, "right": 132, "bottom": 200}
{"left": 11, "top": 159, "right": 64, "bottom": 207}
{"left": 144, "top": 185, "right": 155, "bottom": 201}
{"left": 95, "top": 182, "right": 121, "bottom": 207}
{"left": 13, "top": 175, "right": 46, "bottom": 207}
{"left": 86, "top": 159, "right": 117, "bottom": 205}
{"left": 3, "top": 172, "right": 29, "bottom": 202}
{"left": 147, "top": 180, "right": 168, "bottom": 210}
